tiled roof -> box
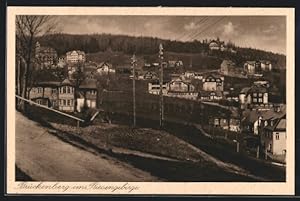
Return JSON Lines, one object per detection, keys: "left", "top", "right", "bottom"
{"left": 79, "top": 78, "right": 97, "bottom": 89}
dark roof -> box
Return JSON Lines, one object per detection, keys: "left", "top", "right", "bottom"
{"left": 79, "top": 79, "right": 97, "bottom": 89}
{"left": 264, "top": 116, "right": 286, "bottom": 132}
{"left": 35, "top": 81, "right": 61, "bottom": 87}
{"left": 60, "top": 78, "right": 74, "bottom": 86}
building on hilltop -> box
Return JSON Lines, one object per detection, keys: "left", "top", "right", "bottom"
{"left": 66, "top": 50, "right": 86, "bottom": 63}
{"left": 35, "top": 41, "right": 58, "bottom": 69}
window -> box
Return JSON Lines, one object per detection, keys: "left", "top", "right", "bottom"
{"left": 258, "top": 93, "right": 263, "bottom": 97}
{"left": 253, "top": 93, "right": 257, "bottom": 97}
{"left": 63, "top": 87, "right": 66, "bottom": 93}
{"left": 253, "top": 98, "right": 257, "bottom": 103}
{"left": 258, "top": 98, "right": 263, "bottom": 103}
{"left": 67, "top": 100, "right": 70, "bottom": 106}
{"left": 276, "top": 132, "right": 280, "bottom": 140}
{"left": 67, "top": 87, "right": 70, "bottom": 94}
{"left": 63, "top": 99, "right": 66, "bottom": 106}
{"left": 38, "top": 87, "right": 43, "bottom": 93}
{"left": 52, "top": 88, "right": 57, "bottom": 94}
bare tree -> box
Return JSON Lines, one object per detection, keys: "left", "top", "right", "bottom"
{"left": 16, "top": 15, "right": 57, "bottom": 111}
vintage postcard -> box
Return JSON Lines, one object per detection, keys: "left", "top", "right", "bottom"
{"left": 6, "top": 7, "right": 295, "bottom": 195}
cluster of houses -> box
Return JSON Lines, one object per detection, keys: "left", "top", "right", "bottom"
{"left": 31, "top": 41, "right": 286, "bottom": 160}
{"left": 34, "top": 41, "right": 87, "bottom": 70}
{"left": 28, "top": 77, "right": 97, "bottom": 113}
{"left": 148, "top": 72, "right": 225, "bottom": 101}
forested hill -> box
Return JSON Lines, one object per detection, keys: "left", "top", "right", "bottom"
{"left": 37, "top": 33, "right": 286, "bottom": 69}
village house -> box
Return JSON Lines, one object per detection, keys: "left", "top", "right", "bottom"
{"left": 116, "top": 65, "right": 132, "bottom": 75}
{"left": 182, "top": 71, "right": 203, "bottom": 80}
{"left": 220, "top": 60, "right": 236, "bottom": 75}
{"left": 244, "top": 60, "right": 272, "bottom": 75}
{"left": 148, "top": 81, "right": 168, "bottom": 95}
{"left": 202, "top": 74, "right": 224, "bottom": 91}
{"left": 260, "top": 60, "right": 272, "bottom": 71}
{"left": 224, "top": 88, "right": 239, "bottom": 102}
{"left": 259, "top": 108, "right": 286, "bottom": 156}
{"left": 28, "top": 81, "right": 60, "bottom": 108}
{"left": 66, "top": 50, "right": 86, "bottom": 63}
{"left": 58, "top": 78, "right": 75, "bottom": 112}
{"left": 208, "top": 39, "right": 226, "bottom": 51}
{"left": 242, "top": 110, "right": 264, "bottom": 135}
{"left": 96, "top": 62, "right": 115, "bottom": 75}
{"left": 167, "top": 60, "right": 183, "bottom": 68}
{"left": 57, "top": 57, "right": 66, "bottom": 68}
{"left": 143, "top": 71, "right": 158, "bottom": 80}
{"left": 198, "top": 91, "right": 223, "bottom": 101}
{"left": 211, "top": 117, "right": 241, "bottom": 132}
{"left": 239, "top": 84, "right": 269, "bottom": 109}
{"left": 166, "top": 78, "right": 198, "bottom": 100}
{"left": 34, "top": 41, "right": 58, "bottom": 69}
{"left": 77, "top": 79, "right": 98, "bottom": 112}
{"left": 244, "top": 61, "right": 260, "bottom": 75}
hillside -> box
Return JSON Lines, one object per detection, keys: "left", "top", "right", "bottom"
{"left": 37, "top": 33, "right": 286, "bottom": 69}
{"left": 86, "top": 51, "right": 223, "bottom": 71}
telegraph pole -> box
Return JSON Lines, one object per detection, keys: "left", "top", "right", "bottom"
{"left": 159, "top": 44, "right": 164, "bottom": 128}
{"left": 131, "top": 54, "right": 137, "bottom": 127}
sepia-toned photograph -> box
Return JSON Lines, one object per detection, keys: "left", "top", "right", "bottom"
{"left": 6, "top": 7, "right": 295, "bottom": 195}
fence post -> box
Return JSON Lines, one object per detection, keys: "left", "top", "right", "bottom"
{"left": 256, "top": 145, "right": 260, "bottom": 158}
{"left": 236, "top": 142, "right": 240, "bottom": 153}
{"left": 77, "top": 120, "right": 80, "bottom": 128}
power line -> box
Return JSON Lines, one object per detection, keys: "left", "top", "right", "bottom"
{"left": 187, "top": 16, "right": 226, "bottom": 41}
{"left": 175, "top": 17, "right": 209, "bottom": 41}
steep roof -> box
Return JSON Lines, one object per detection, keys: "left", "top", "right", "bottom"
{"left": 79, "top": 78, "right": 97, "bottom": 89}
{"left": 60, "top": 78, "right": 74, "bottom": 86}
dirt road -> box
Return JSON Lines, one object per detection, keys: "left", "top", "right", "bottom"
{"left": 15, "top": 111, "right": 158, "bottom": 181}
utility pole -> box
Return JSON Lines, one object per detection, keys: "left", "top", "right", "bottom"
{"left": 131, "top": 54, "right": 137, "bottom": 128}
{"left": 159, "top": 43, "right": 164, "bottom": 128}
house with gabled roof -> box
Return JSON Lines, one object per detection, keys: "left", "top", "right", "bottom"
{"left": 202, "top": 74, "right": 224, "bottom": 92}
{"left": 58, "top": 78, "right": 75, "bottom": 112}
{"left": 260, "top": 110, "right": 286, "bottom": 156}
{"left": 78, "top": 78, "right": 98, "bottom": 111}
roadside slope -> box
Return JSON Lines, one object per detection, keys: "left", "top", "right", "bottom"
{"left": 15, "top": 111, "right": 158, "bottom": 182}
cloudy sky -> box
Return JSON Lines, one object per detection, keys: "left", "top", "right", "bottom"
{"left": 55, "top": 16, "right": 286, "bottom": 54}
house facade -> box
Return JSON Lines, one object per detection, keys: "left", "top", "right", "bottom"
{"left": 58, "top": 79, "right": 75, "bottom": 112}
{"left": 260, "top": 114, "right": 286, "bottom": 156}
{"left": 77, "top": 79, "right": 98, "bottom": 112}
{"left": 239, "top": 84, "right": 268, "bottom": 109}
{"left": 202, "top": 74, "right": 224, "bottom": 91}
{"left": 166, "top": 78, "right": 198, "bottom": 100}
{"left": 143, "top": 71, "right": 158, "bottom": 80}
{"left": 35, "top": 41, "right": 58, "bottom": 69}
{"left": 220, "top": 60, "right": 236, "bottom": 75}
{"left": 28, "top": 81, "right": 60, "bottom": 108}
{"left": 199, "top": 91, "right": 223, "bottom": 101}
{"left": 148, "top": 81, "right": 168, "bottom": 95}
{"left": 96, "top": 62, "right": 115, "bottom": 75}
{"left": 260, "top": 60, "right": 272, "bottom": 71}
{"left": 66, "top": 50, "right": 86, "bottom": 63}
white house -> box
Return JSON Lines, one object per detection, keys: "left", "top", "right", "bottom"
{"left": 202, "top": 74, "right": 224, "bottom": 91}
{"left": 96, "top": 62, "right": 115, "bottom": 74}
{"left": 66, "top": 50, "right": 86, "bottom": 63}
{"left": 148, "top": 81, "right": 168, "bottom": 95}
